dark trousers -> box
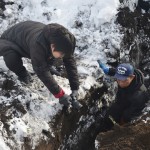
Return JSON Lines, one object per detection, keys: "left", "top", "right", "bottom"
{"left": 3, "top": 51, "right": 27, "bottom": 77}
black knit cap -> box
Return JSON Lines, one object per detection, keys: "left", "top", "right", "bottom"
{"left": 43, "top": 23, "right": 76, "bottom": 57}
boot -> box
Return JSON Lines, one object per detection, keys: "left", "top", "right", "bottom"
{"left": 18, "top": 71, "right": 32, "bottom": 84}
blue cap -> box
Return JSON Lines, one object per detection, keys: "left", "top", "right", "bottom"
{"left": 114, "top": 63, "right": 134, "bottom": 81}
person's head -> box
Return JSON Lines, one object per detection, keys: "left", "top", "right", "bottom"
{"left": 43, "top": 23, "right": 76, "bottom": 58}
{"left": 114, "top": 63, "right": 135, "bottom": 88}
{"left": 50, "top": 44, "right": 65, "bottom": 58}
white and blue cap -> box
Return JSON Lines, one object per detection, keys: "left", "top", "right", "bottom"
{"left": 114, "top": 63, "right": 134, "bottom": 81}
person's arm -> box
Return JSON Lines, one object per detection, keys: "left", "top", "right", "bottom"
{"left": 108, "top": 68, "right": 116, "bottom": 76}
{"left": 63, "top": 55, "right": 79, "bottom": 91}
{"left": 30, "top": 45, "right": 71, "bottom": 107}
{"left": 31, "top": 48, "right": 61, "bottom": 95}
{"left": 63, "top": 55, "right": 83, "bottom": 110}
{"left": 97, "top": 60, "right": 116, "bottom": 76}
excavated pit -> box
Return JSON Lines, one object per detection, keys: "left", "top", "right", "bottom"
{"left": 0, "top": 0, "right": 150, "bottom": 149}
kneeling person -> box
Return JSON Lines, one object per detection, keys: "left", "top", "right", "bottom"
{"left": 0, "top": 21, "right": 82, "bottom": 110}
{"left": 98, "top": 61, "right": 149, "bottom": 125}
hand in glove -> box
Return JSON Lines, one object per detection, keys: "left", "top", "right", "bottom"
{"left": 70, "top": 90, "right": 82, "bottom": 110}
{"left": 49, "top": 66, "right": 61, "bottom": 76}
{"left": 59, "top": 94, "right": 71, "bottom": 107}
{"left": 70, "top": 90, "right": 78, "bottom": 100}
{"left": 97, "top": 60, "right": 109, "bottom": 74}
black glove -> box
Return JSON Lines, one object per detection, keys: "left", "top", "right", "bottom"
{"left": 70, "top": 90, "right": 82, "bottom": 110}
{"left": 49, "top": 66, "right": 61, "bottom": 76}
{"left": 71, "top": 100, "right": 82, "bottom": 110}
{"left": 70, "top": 90, "right": 78, "bottom": 100}
{"left": 59, "top": 94, "right": 71, "bottom": 107}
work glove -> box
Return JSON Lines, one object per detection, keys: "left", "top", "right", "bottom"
{"left": 97, "top": 60, "right": 109, "bottom": 74}
{"left": 59, "top": 94, "right": 72, "bottom": 107}
{"left": 49, "top": 66, "right": 61, "bottom": 76}
{"left": 70, "top": 90, "right": 78, "bottom": 100}
{"left": 70, "top": 90, "right": 82, "bottom": 110}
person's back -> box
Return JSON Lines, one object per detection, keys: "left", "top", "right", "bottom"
{"left": 1, "top": 21, "right": 45, "bottom": 58}
{"left": 0, "top": 20, "right": 82, "bottom": 110}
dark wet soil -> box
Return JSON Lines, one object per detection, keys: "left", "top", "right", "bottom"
{"left": 97, "top": 119, "right": 150, "bottom": 150}
{"left": 0, "top": 1, "right": 150, "bottom": 150}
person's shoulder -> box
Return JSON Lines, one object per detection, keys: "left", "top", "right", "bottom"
{"left": 134, "top": 69, "right": 145, "bottom": 81}
{"left": 135, "top": 69, "right": 143, "bottom": 75}
{"left": 45, "top": 23, "right": 67, "bottom": 32}
{"left": 133, "top": 69, "right": 148, "bottom": 95}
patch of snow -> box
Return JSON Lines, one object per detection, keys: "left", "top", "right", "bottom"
{"left": 120, "top": 0, "right": 138, "bottom": 12}
{"left": 0, "top": 135, "right": 10, "bottom": 150}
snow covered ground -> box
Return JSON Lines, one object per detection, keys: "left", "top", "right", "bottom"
{"left": 0, "top": 0, "right": 145, "bottom": 149}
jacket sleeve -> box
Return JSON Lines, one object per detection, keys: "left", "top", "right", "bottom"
{"left": 108, "top": 68, "right": 116, "bottom": 76}
{"left": 122, "top": 91, "right": 148, "bottom": 122}
{"left": 30, "top": 45, "right": 63, "bottom": 97}
{"left": 63, "top": 55, "right": 79, "bottom": 91}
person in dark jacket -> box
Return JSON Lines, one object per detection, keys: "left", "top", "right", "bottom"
{"left": 0, "top": 21, "right": 81, "bottom": 109}
{"left": 98, "top": 61, "right": 149, "bottom": 125}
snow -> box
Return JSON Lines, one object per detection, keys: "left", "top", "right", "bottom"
{"left": 120, "top": 0, "right": 138, "bottom": 12}
{"left": 1, "top": 0, "right": 120, "bottom": 32}
{"left": 0, "top": 136, "right": 10, "bottom": 150}
{"left": 1, "top": 0, "right": 148, "bottom": 149}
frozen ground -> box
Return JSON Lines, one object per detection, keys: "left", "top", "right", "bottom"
{"left": 0, "top": 0, "right": 149, "bottom": 149}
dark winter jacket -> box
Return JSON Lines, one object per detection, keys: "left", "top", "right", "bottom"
{"left": 108, "top": 69, "right": 149, "bottom": 123}
{"left": 0, "top": 21, "right": 79, "bottom": 95}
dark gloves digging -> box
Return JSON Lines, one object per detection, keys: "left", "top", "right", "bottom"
{"left": 59, "top": 91, "right": 82, "bottom": 111}
{"left": 59, "top": 94, "right": 71, "bottom": 107}
{"left": 71, "top": 90, "right": 78, "bottom": 99}
{"left": 70, "top": 90, "right": 82, "bottom": 111}
{"left": 49, "top": 66, "right": 61, "bottom": 76}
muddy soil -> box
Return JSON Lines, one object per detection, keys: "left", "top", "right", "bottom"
{"left": 96, "top": 2, "right": 150, "bottom": 149}
{"left": 97, "top": 119, "right": 150, "bottom": 150}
